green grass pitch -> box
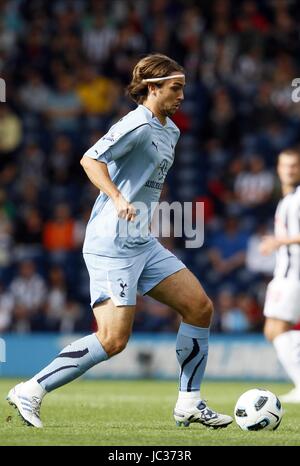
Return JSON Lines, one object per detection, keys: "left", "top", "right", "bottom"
{"left": 0, "top": 379, "right": 299, "bottom": 446}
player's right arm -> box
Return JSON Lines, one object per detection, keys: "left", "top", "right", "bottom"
{"left": 81, "top": 122, "right": 151, "bottom": 222}
{"left": 80, "top": 156, "right": 136, "bottom": 222}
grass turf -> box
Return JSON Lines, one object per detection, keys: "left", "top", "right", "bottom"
{"left": 0, "top": 379, "right": 299, "bottom": 446}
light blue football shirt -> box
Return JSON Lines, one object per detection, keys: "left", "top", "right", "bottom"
{"left": 83, "top": 104, "right": 180, "bottom": 257}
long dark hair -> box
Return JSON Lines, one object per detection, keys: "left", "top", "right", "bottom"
{"left": 127, "top": 54, "right": 184, "bottom": 104}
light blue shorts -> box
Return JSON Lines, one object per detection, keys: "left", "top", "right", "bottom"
{"left": 83, "top": 240, "right": 186, "bottom": 307}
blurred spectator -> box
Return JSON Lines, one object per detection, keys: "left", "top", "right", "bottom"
{"left": 134, "top": 295, "right": 179, "bottom": 333}
{"left": 18, "top": 70, "right": 50, "bottom": 114}
{"left": 18, "top": 141, "right": 46, "bottom": 188}
{"left": 14, "top": 207, "right": 44, "bottom": 262}
{"left": 76, "top": 66, "right": 120, "bottom": 117}
{"left": 0, "top": 187, "right": 15, "bottom": 221}
{"left": 234, "top": 155, "right": 276, "bottom": 221}
{"left": 0, "top": 17, "right": 18, "bottom": 56}
{"left": 59, "top": 299, "right": 83, "bottom": 333}
{"left": 202, "top": 19, "right": 237, "bottom": 85}
{"left": 13, "top": 181, "right": 44, "bottom": 221}
{"left": 73, "top": 206, "right": 91, "bottom": 249}
{"left": 246, "top": 222, "right": 276, "bottom": 276}
{"left": 204, "top": 88, "right": 239, "bottom": 149}
{"left": 30, "top": 266, "right": 83, "bottom": 333}
{"left": 215, "top": 288, "right": 251, "bottom": 333}
{"left": 9, "top": 260, "right": 47, "bottom": 332}
{"left": 269, "top": 7, "right": 299, "bottom": 57}
{"left": 250, "top": 80, "right": 279, "bottom": 130}
{"left": 207, "top": 216, "right": 249, "bottom": 287}
{"left": 0, "top": 281, "right": 14, "bottom": 332}
{"left": 44, "top": 74, "right": 82, "bottom": 133}
{"left": 235, "top": 2, "right": 266, "bottom": 54}
{"left": 0, "top": 189, "right": 14, "bottom": 279}
{"left": 48, "top": 134, "right": 74, "bottom": 182}
{"left": 43, "top": 203, "right": 76, "bottom": 253}
{"left": 45, "top": 266, "right": 68, "bottom": 321}
{"left": 236, "top": 291, "right": 263, "bottom": 332}
{"left": 0, "top": 105, "right": 22, "bottom": 167}
{"left": 0, "top": 209, "right": 13, "bottom": 273}
{"left": 82, "top": 12, "right": 117, "bottom": 63}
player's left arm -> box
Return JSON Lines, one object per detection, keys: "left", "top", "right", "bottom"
{"left": 277, "top": 235, "right": 300, "bottom": 246}
{"left": 259, "top": 234, "right": 300, "bottom": 255}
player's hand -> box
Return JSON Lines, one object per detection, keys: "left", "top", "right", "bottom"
{"left": 114, "top": 194, "right": 136, "bottom": 222}
{"left": 259, "top": 235, "right": 280, "bottom": 255}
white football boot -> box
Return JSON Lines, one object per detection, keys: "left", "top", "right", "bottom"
{"left": 279, "top": 387, "right": 300, "bottom": 403}
{"left": 6, "top": 382, "right": 43, "bottom": 428}
{"left": 174, "top": 400, "right": 233, "bottom": 429}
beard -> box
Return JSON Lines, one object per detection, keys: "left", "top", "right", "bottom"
{"left": 164, "top": 106, "right": 177, "bottom": 117}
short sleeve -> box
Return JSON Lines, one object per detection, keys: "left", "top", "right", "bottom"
{"left": 84, "top": 123, "right": 151, "bottom": 164}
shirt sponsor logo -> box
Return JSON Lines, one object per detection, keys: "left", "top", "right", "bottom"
{"left": 158, "top": 159, "right": 169, "bottom": 181}
{"left": 145, "top": 180, "right": 164, "bottom": 190}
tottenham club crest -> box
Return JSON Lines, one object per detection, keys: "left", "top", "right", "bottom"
{"left": 118, "top": 278, "right": 128, "bottom": 297}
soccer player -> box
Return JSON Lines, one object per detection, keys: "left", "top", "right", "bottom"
{"left": 260, "top": 149, "right": 300, "bottom": 403}
{"left": 7, "top": 54, "right": 233, "bottom": 428}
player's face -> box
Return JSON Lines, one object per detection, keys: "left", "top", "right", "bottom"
{"left": 156, "top": 76, "right": 185, "bottom": 117}
{"left": 277, "top": 153, "right": 300, "bottom": 186}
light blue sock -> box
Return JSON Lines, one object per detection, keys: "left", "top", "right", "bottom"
{"left": 176, "top": 322, "right": 209, "bottom": 392}
{"left": 34, "top": 333, "right": 108, "bottom": 392}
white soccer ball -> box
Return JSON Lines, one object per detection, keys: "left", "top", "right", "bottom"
{"left": 234, "top": 388, "right": 283, "bottom": 431}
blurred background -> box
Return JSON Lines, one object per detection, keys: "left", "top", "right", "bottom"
{"left": 0, "top": 0, "right": 300, "bottom": 380}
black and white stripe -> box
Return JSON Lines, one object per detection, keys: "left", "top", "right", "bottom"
{"left": 274, "top": 186, "right": 300, "bottom": 280}
{"left": 37, "top": 347, "right": 89, "bottom": 384}
{"left": 37, "top": 365, "right": 78, "bottom": 384}
{"left": 179, "top": 339, "right": 205, "bottom": 392}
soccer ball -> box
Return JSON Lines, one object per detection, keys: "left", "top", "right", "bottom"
{"left": 234, "top": 388, "right": 283, "bottom": 431}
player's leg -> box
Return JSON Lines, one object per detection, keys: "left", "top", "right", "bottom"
{"left": 264, "top": 317, "right": 300, "bottom": 402}
{"left": 7, "top": 299, "right": 135, "bottom": 427}
{"left": 263, "top": 278, "right": 300, "bottom": 403}
{"left": 33, "top": 298, "right": 135, "bottom": 391}
{"left": 147, "top": 267, "right": 211, "bottom": 402}
{"left": 139, "top": 243, "right": 232, "bottom": 428}
{"left": 7, "top": 252, "right": 140, "bottom": 427}
{"left": 93, "top": 299, "right": 136, "bottom": 357}
{"left": 264, "top": 317, "right": 292, "bottom": 341}
{"left": 147, "top": 268, "right": 232, "bottom": 428}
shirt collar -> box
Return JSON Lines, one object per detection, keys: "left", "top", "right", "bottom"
{"left": 139, "top": 104, "right": 168, "bottom": 128}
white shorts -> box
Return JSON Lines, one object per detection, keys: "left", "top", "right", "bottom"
{"left": 263, "top": 277, "right": 300, "bottom": 324}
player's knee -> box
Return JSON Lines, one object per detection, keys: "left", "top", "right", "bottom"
{"left": 264, "top": 326, "right": 272, "bottom": 342}
{"left": 98, "top": 333, "right": 129, "bottom": 357}
{"left": 186, "top": 296, "right": 213, "bottom": 326}
{"left": 201, "top": 297, "right": 214, "bottom": 322}
{"left": 109, "top": 339, "right": 128, "bottom": 356}
{"left": 264, "top": 324, "right": 275, "bottom": 342}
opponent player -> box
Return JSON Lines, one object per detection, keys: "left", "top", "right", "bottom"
{"left": 7, "top": 54, "right": 233, "bottom": 427}
{"left": 260, "top": 149, "right": 300, "bottom": 403}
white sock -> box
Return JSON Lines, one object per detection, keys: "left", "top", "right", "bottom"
{"left": 273, "top": 331, "right": 300, "bottom": 388}
{"left": 22, "top": 378, "right": 47, "bottom": 399}
{"left": 176, "top": 391, "right": 201, "bottom": 409}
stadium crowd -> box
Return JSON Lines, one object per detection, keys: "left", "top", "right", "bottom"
{"left": 1, "top": 0, "right": 300, "bottom": 334}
